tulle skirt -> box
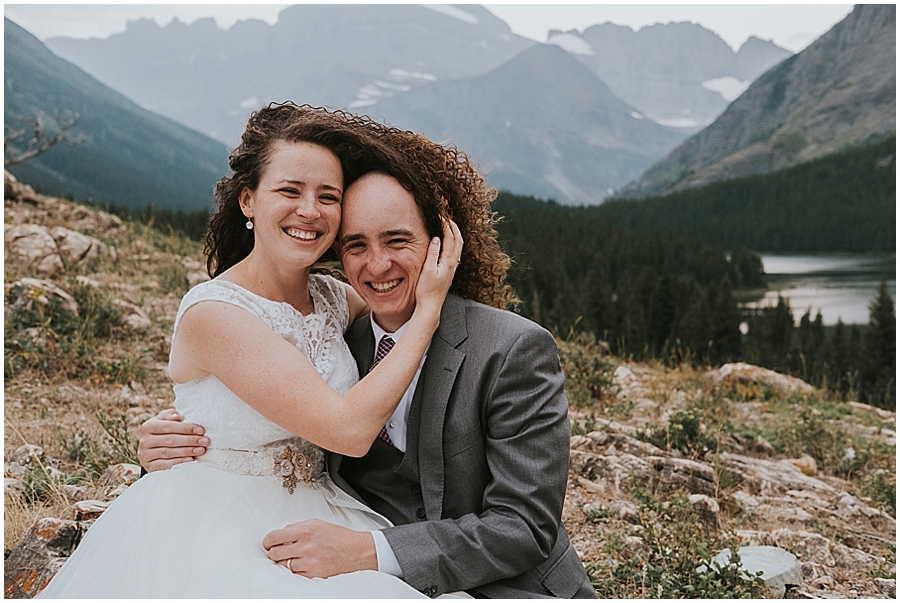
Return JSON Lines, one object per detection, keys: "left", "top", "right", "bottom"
{"left": 38, "top": 461, "right": 427, "bottom": 598}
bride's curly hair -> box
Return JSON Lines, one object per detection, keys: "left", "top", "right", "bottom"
{"left": 207, "top": 102, "right": 516, "bottom": 309}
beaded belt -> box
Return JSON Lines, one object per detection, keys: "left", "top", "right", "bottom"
{"left": 198, "top": 439, "right": 325, "bottom": 494}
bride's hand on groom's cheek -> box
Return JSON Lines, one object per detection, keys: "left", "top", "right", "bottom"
{"left": 138, "top": 408, "right": 210, "bottom": 472}
{"left": 263, "top": 519, "right": 378, "bottom": 578}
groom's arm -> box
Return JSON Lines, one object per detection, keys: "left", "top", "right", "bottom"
{"left": 383, "top": 323, "right": 570, "bottom": 595}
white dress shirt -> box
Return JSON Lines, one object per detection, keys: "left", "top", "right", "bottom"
{"left": 368, "top": 314, "right": 428, "bottom": 578}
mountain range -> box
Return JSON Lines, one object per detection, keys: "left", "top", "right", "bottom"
{"left": 549, "top": 22, "right": 791, "bottom": 130}
{"left": 624, "top": 4, "right": 896, "bottom": 198}
{"left": 4, "top": 19, "right": 228, "bottom": 211}
{"left": 40, "top": 4, "right": 791, "bottom": 205}
{"left": 44, "top": 5, "right": 534, "bottom": 144}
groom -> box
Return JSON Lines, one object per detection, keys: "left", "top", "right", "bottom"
{"left": 139, "top": 171, "right": 595, "bottom": 598}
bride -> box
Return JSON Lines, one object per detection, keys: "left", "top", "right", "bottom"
{"left": 39, "top": 104, "right": 462, "bottom": 598}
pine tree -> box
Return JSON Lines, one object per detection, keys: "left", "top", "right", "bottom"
{"left": 827, "top": 319, "right": 849, "bottom": 395}
{"left": 709, "top": 278, "right": 742, "bottom": 365}
{"left": 860, "top": 282, "right": 896, "bottom": 409}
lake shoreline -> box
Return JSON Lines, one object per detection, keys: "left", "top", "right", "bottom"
{"left": 739, "top": 253, "right": 896, "bottom": 326}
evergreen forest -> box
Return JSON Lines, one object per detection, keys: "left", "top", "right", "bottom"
{"left": 494, "top": 192, "right": 895, "bottom": 410}
{"left": 593, "top": 134, "right": 896, "bottom": 253}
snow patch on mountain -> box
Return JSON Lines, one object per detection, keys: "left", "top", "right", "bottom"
{"left": 702, "top": 76, "right": 751, "bottom": 102}
{"left": 422, "top": 4, "right": 478, "bottom": 25}
{"left": 654, "top": 117, "right": 704, "bottom": 129}
{"left": 349, "top": 68, "right": 437, "bottom": 109}
{"left": 547, "top": 32, "right": 595, "bottom": 56}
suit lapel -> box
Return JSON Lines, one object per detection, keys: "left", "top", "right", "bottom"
{"left": 415, "top": 294, "right": 467, "bottom": 520}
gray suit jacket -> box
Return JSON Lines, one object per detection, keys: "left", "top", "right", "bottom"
{"left": 329, "top": 293, "right": 595, "bottom": 598}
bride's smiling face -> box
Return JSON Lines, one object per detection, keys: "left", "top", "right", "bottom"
{"left": 239, "top": 140, "right": 344, "bottom": 269}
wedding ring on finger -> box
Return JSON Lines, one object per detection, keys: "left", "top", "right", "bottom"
{"left": 286, "top": 557, "right": 295, "bottom": 573}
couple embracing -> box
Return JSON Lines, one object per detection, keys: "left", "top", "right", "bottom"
{"left": 40, "top": 104, "right": 595, "bottom": 599}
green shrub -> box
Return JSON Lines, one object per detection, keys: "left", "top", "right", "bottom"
{"left": 157, "top": 261, "right": 190, "bottom": 295}
{"left": 863, "top": 471, "right": 896, "bottom": 516}
{"left": 3, "top": 281, "right": 144, "bottom": 383}
{"left": 558, "top": 331, "right": 618, "bottom": 409}
{"left": 637, "top": 408, "right": 719, "bottom": 456}
{"left": 71, "top": 283, "right": 121, "bottom": 339}
{"left": 63, "top": 411, "right": 139, "bottom": 476}
{"left": 589, "top": 490, "right": 765, "bottom": 598}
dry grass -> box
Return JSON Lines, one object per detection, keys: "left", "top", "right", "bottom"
{"left": 5, "top": 195, "right": 199, "bottom": 551}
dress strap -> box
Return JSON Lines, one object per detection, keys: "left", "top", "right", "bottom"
{"left": 172, "top": 280, "right": 268, "bottom": 339}
{"left": 309, "top": 274, "right": 350, "bottom": 332}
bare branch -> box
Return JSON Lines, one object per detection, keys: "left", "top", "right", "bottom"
{"left": 4, "top": 110, "right": 85, "bottom": 167}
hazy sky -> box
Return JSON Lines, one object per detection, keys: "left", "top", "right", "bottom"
{"left": 5, "top": 3, "right": 854, "bottom": 53}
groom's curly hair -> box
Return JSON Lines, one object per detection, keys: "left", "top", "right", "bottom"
{"left": 355, "top": 127, "right": 517, "bottom": 310}
{"left": 207, "top": 102, "right": 516, "bottom": 309}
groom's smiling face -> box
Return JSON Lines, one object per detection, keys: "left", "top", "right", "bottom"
{"left": 338, "top": 172, "right": 431, "bottom": 333}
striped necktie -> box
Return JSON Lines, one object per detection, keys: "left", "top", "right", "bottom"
{"left": 369, "top": 335, "right": 395, "bottom": 447}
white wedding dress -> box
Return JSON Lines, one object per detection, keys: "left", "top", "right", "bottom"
{"left": 40, "top": 276, "right": 427, "bottom": 598}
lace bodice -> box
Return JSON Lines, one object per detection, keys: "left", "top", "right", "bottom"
{"left": 170, "top": 275, "right": 360, "bottom": 451}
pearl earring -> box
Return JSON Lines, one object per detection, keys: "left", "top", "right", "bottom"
{"left": 245, "top": 218, "right": 253, "bottom": 230}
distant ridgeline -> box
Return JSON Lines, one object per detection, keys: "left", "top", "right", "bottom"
{"left": 594, "top": 134, "right": 896, "bottom": 253}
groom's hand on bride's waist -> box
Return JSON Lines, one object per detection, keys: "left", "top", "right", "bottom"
{"left": 138, "top": 408, "right": 209, "bottom": 472}
{"left": 264, "top": 519, "right": 378, "bottom": 578}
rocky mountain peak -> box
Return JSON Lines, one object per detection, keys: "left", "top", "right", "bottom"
{"left": 625, "top": 4, "right": 895, "bottom": 197}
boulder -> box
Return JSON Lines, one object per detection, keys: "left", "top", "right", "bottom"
{"left": 787, "top": 454, "right": 817, "bottom": 477}
{"left": 60, "top": 204, "right": 123, "bottom": 233}
{"left": 572, "top": 450, "right": 717, "bottom": 497}
{"left": 710, "top": 362, "right": 815, "bottom": 394}
{"left": 59, "top": 484, "right": 88, "bottom": 502}
{"left": 831, "top": 542, "right": 882, "bottom": 571}
{"left": 7, "top": 278, "right": 79, "bottom": 316}
{"left": 571, "top": 430, "right": 666, "bottom": 457}
{"left": 711, "top": 545, "right": 802, "bottom": 598}
{"left": 3, "top": 517, "right": 88, "bottom": 598}
{"left": 718, "top": 452, "right": 837, "bottom": 495}
{"left": 50, "top": 226, "right": 106, "bottom": 264}
{"left": 689, "top": 493, "right": 720, "bottom": 526}
{"left": 113, "top": 299, "right": 152, "bottom": 332}
{"left": 5, "top": 478, "right": 26, "bottom": 496}
{"left": 4, "top": 171, "right": 37, "bottom": 201}
{"left": 873, "top": 578, "right": 895, "bottom": 598}
{"left": 769, "top": 529, "right": 835, "bottom": 566}
{"left": 74, "top": 499, "right": 111, "bottom": 520}
{"left": 100, "top": 463, "right": 142, "bottom": 487}
{"left": 4, "top": 225, "right": 59, "bottom": 267}
{"left": 732, "top": 490, "right": 760, "bottom": 510}
{"left": 10, "top": 443, "right": 44, "bottom": 466}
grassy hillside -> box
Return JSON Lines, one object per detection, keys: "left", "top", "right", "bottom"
{"left": 4, "top": 19, "right": 228, "bottom": 211}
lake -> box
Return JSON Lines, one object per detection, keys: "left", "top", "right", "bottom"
{"left": 742, "top": 254, "right": 896, "bottom": 325}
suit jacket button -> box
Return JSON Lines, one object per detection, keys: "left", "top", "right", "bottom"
{"left": 415, "top": 507, "right": 426, "bottom": 519}
{"left": 411, "top": 484, "right": 421, "bottom": 495}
